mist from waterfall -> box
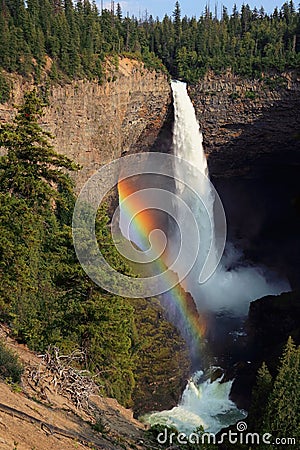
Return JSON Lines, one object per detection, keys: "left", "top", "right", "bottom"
{"left": 170, "top": 80, "right": 290, "bottom": 316}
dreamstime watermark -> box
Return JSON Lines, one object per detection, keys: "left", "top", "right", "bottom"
{"left": 72, "top": 152, "right": 227, "bottom": 298}
{"left": 156, "top": 421, "right": 297, "bottom": 446}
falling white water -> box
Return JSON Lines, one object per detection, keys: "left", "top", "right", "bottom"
{"left": 167, "top": 80, "right": 219, "bottom": 290}
{"left": 170, "top": 80, "right": 290, "bottom": 316}
{"left": 171, "top": 81, "right": 209, "bottom": 181}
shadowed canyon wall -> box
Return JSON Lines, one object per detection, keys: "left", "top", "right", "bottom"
{"left": 189, "top": 70, "right": 300, "bottom": 177}
{"left": 189, "top": 72, "right": 300, "bottom": 410}
{"left": 189, "top": 71, "right": 300, "bottom": 288}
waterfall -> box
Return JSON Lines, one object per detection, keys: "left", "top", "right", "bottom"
{"left": 170, "top": 80, "right": 290, "bottom": 316}
{"left": 145, "top": 80, "right": 290, "bottom": 434}
{"left": 169, "top": 80, "right": 218, "bottom": 291}
{"left": 144, "top": 81, "right": 247, "bottom": 434}
{"left": 171, "top": 80, "right": 209, "bottom": 179}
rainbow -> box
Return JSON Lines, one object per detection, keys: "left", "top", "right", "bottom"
{"left": 118, "top": 177, "right": 207, "bottom": 347}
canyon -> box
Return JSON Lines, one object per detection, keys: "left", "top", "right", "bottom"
{"left": 0, "top": 60, "right": 299, "bottom": 442}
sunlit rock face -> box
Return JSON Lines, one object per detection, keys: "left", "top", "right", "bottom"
{"left": 0, "top": 57, "right": 172, "bottom": 191}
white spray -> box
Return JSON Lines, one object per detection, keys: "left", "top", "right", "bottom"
{"left": 145, "top": 370, "right": 247, "bottom": 434}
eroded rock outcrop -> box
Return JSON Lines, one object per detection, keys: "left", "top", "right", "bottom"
{"left": 189, "top": 70, "right": 300, "bottom": 177}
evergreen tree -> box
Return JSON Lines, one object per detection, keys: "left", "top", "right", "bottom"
{"left": 264, "top": 337, "right": 300, "bottom": 441}
{"left": 116, "top": 2, "right": 122, "bottom": 21}
{"left": 248, "top": 362, "right": 273, "bottom": 432}
{"left": 173, "top": 1, "right": 181, "bottom": 44}
{"left": 0, "top": 90, "right": 79, "bottom": 206}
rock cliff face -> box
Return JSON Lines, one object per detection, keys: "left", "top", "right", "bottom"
{"left": 0, "top": 58, "right": 171, "bottom": 191}
{"left": 247, "top": 290, "right": 300, "bottom": 366}
{"left": 188, "top": 70, "right": 300, "bottom": 177}
{"left": 189, "top": 71, "right": 300, "bottom": 289}
{"left": 228, "top": 290, "right": 300, "bottom": 410}
{"left": 0, "top": 61, "right": 188, "bottom": 416}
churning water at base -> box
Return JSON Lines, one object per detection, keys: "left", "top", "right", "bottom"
{"left": 144, "top": 371, "right": 246, "bottom": 434}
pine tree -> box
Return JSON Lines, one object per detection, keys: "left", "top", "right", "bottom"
{"left": 64, "top": 0, "right": 81, "bottom": 76}
{"left": 0, "top": 7, "right": 11, "bottom": 70}
{"left": 248, "top": 362, "right": 273, "bottom": 432}
{"left": 173, "top": 1, "right": 181, "bottom": 45}
{"left": 0, "top": 90, "right": 79, "bottom": 206}
{"left": 116, "top": 2, "right": 122, "bottom": 21}
{"left": 265, "top": 336, "right": 300, "bottom": 441}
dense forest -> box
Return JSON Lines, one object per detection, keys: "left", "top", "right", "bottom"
{"left": 0, "top": 0, "right": 299, "bottom": 446}
{"left": 0, "top": 91, "right": 189, "bottom": 408}
{"left": 0, "top": 0, "right": 300, "bottom": 94}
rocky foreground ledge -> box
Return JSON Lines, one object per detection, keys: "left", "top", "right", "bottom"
{"left": 0, "top": 325, "right": 160, "bottom": 450}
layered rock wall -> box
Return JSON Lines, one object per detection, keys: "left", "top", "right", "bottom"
{"left": 188, "top": 70, "right": 300, "bottom": 177}
{"left": 0, "top": 58, "right": 171, "bottom": 190}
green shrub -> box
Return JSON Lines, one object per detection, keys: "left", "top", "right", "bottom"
{"left": 263, "top": 76, "right": 288, "bottom": 90}
{"left": 244, "top": 90, "right": 257, "bottom": 100}
{"left": 229, "top": 92, "right": 240, "bottom": 101}
{"left": 91, "top": 418, "right": 106, "bottom": 434}
{"left": 0, "top": 340, "right": 23, "bottom": 383}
